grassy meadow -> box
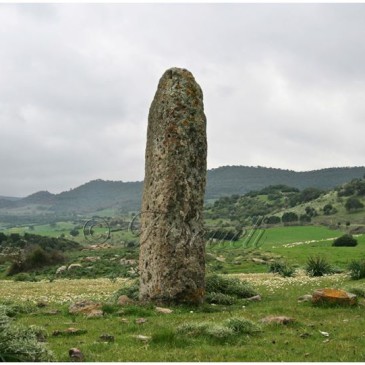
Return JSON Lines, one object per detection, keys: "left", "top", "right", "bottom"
{"left": 1, "top": 273, "right": 365, "bottom": 361}
{"left": 1, "top": 216, "right": 365, "bottom": 361}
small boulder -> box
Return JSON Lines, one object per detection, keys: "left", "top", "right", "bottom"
{"left": 312, "top": 288, "right": 357, "bottom": 306}
{"left": 69, "top": 300, "right": 103, "bottom": 315}
{"left": 117, "top": 295, "right": 134, "bottom": 306}
{"left": 86, "top": 309, "right": 104, "bottom": 318}
{"left": 56, "top": 265, "right": 67, "bottom": 275}
{"left": 246, "top": 294, "right": 262, "bottom": 302}
{"left": 156, "top": 306, "right": 173, "bottom": 314}
{"left": 69, "top": 348, "right": 84, "bottom": 362}
{"left": 298, "top": 294, "right": 313, "bottom": 303}
{"left": 135, "top": 318, "right": 147, "bottom": 324}
{"left": 133, "top": 335, "right": 151, "bottom": 342}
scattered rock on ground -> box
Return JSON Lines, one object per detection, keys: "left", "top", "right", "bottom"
{"left": 69, "top": 348, "right": 84, "bottom": 362}
{"left": 156, "top": 306, "right": 173, "bottom": 314}
{"left": 82, "top": 256, "right": 101, "bottom": 263}
{"left": 312, "top": 288, "right": 357, "bottom": 306}
{"left": 252, "top": 258, "right": 266, "bottom": 264}
{"left": 86, "top": 309, "right": 103, "bottom": 318}
{"left": 117, "top": 295, "right": 134, "bottom": 306}
{"left": 68, "top": 263, "right": 83, "bottom": 271}
{"left": 133, "top": 335, "right": 151, "bottom": 342}
{"left": 246, "top": 294, "right": 262, "bottom": 302}
{"left": 99, "top": 334, "right": 115, "bottom": 342}
{"left": 260, "top": 316, "right": 295, "bottom": 325}
{"left": 135, "top": 318, "right": 147, "bottom": 324}
{"left": 298, "top": 294, "right": 313, "bottom": 303}
{"left": 69, "top": 300, "right": 103, "bottom": 315}
{"left": 120, "top": 258, "right": 137, "bottom": 266}
{"left": 56, "top": 265, "right": 67, "bottom": 275}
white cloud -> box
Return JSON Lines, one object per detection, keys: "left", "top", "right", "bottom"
{"left": 1, "top": 3, "right": 365, "bottom": 196}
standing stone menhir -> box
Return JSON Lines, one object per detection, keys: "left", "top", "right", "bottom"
{"left": 139, "top": 67, "right": 207, "bottom": 305}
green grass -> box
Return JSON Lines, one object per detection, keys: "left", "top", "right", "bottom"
{"left": 0, "top": 275, "right": 363, "bottom": 362}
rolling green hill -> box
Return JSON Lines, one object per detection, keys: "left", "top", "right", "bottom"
{"left": 0, "top": 166, "right": 365, "bottom": 223}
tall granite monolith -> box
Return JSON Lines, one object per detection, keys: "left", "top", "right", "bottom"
{"left": 139, "top": 67, "right": 207, "bottom": 305}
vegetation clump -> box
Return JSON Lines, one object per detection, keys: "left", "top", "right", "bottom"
{"left": 224, "top": 317, "right": 261, "bottom": 334}
{"left": 177, "top": 316, "right": 261, "bottom": 340}
{"left": 348, "top": 259, "right": 365, "bottom": 280}
{"left": 205, "top": 292, "right": 237, "bottom": 305}
{"left": 268, "top": 260, "right": 295, "bottom": 277}
{"left": 205, "top": 274, "right": 258, "bottom": 300}
{"left": 332, "top": 234, "right": 358, "bottom": 247}
{"left": 305, "top": 256, "right": 333, "bottom": 277}
{"left": 0, "top": 305, "right": 54, "bottom": 362}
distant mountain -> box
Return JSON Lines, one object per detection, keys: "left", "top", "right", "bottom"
{"left": 1, "top": 166, "right": 365, "bottom": 218}
{"left": 206, "top": 166, "right": 365, "bottom": 198}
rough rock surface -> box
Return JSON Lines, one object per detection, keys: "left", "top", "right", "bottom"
{"left": 139, "top": 68, "right": 207, "bottom": 305}
{"left": 312, "top": 288, "right": 357, "bottom": 306}
{"left": 68, "top": 300, "right": 102, "bottom": 315}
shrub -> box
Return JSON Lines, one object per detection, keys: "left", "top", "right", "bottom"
{"left": 177, "top": 317, "right": 261, "bottom": 340}
{"left": 306, "top": 256, "right": 333, "bottom": 277}
{"left": 13, "top": 273, "right": 32, "bottom": 282}
{"left": 8, "top": 246, "right": 65, "bottom": 275}
{"left": 282, "top": 212, "right": 298, "bottom": 223}
{"left": 348, "top": 259, "right": 365, "bottom": 280}
{"left": 205, "top": 274, "right": 257, "bottom": 299}
{"left": 345, "top": 197, "right": 364, "bottom": 211}
{"left": 205, "top": 325, "right": 234, "bottom": 339}
{"left": 332, "top": 234, "right": 358, "bottom": 247}
{"left": 0, "top": 306, "right": 54, "bottom": 362}
{"left": 205, "top": 292, "right": 236, "bottom": 305}
{"left": 264, "top": 216, "right": 281, "bottom": 225}
{"left": 176, "top": 322, "right": 210, "bottom": 337}
{"left": 268, "top": 261, "right": 295, "bottom": 277}
{"left": 224, "top": 317, "right": 261, "bottom": 334}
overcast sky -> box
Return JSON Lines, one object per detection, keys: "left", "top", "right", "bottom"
{"left": 1, "top": 3, "right": 365, "bottom": 197}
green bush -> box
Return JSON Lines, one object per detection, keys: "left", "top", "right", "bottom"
{"left": 177, "top": 317, "right": 261, "bottom": 340}
{"left": 0, "top": 306, "right": 54, "bottom": 362}
{"left": 13, "top": 273, "right": 32, "bottom": 282}
{"left": 348, "top": 259, "right": 365, "bottom": 280}
{"left": 205, "top": 274, "right": 257, "bottom": 299}
{"left": 205, "top": 292, "right": 236, "bottom": 305}
{"left": 332, "top": 234, "right": 358, "bottom": 247}
{"left": 268, "top": 261, "right": 295, "bottom": 277}
{"left": 8, "top": 246, "right": 65, "bottom": 275}
{"left": 224, "top": 317, "right": 261, "bottom": 334}
{"left": 205, "top": 325, "right": 234, "bottom": 339}
{"left": 306, "top": 256, "right": 333, "bottom": 277}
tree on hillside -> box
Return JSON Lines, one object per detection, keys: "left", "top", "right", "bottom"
{"left": 323, "top": 203, "right": 337, "bottom": 215}
{"left": 345, "top": 197, "right": 364, "bottom": 212}
{"left": 264, "top": 215, "right": 281, "bottom": 224}
{"left": 282, "top": 212, "right": 299, "bottom": 223}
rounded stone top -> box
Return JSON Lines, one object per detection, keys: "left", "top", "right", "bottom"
{"left": 162, "top": 67, "right": 193, "bottom": 79}
{"left": 154, "top": 67, "right": 203, "bottom": 104}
